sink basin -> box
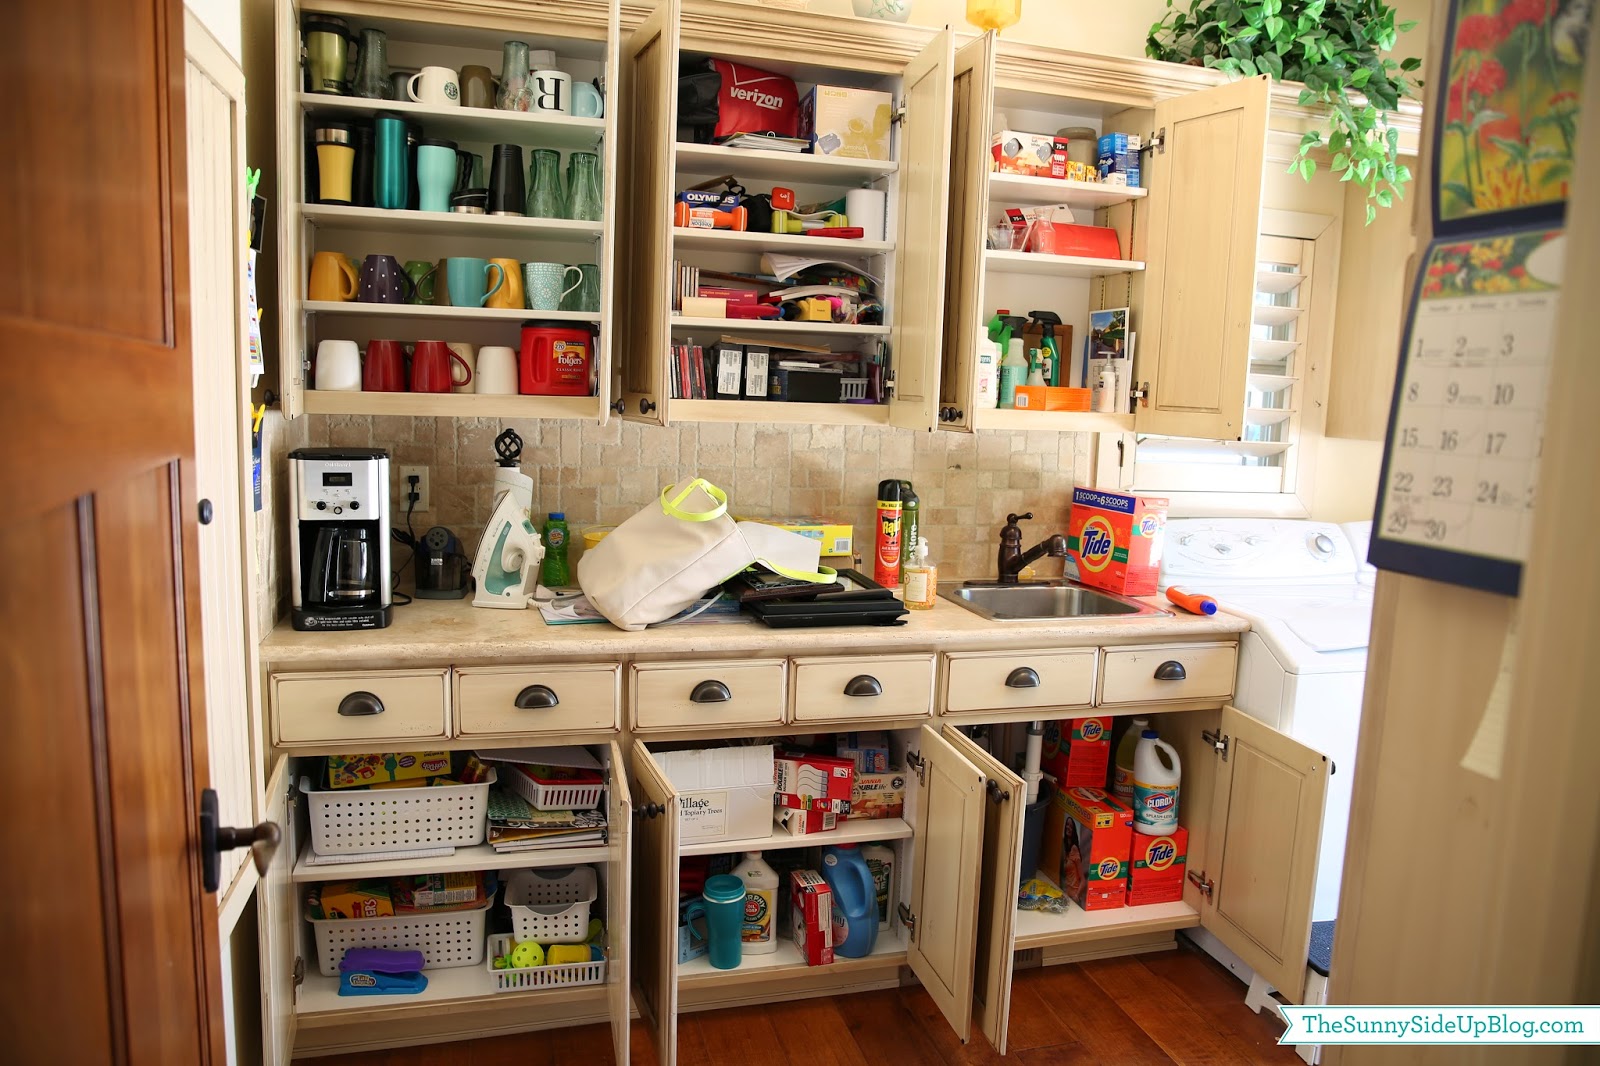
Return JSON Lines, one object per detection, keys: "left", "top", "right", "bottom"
{"left": 939, "top": 580, "right": 1169, "bottom": 622}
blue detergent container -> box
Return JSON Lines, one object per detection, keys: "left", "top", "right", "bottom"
{"left": 820, "top": 844, "right": 879, "bottom": 958}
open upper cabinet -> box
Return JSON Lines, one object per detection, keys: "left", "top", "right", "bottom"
{"left": 936, "top": 41, "right": 1270, "bottom": 442}
{"left": 613, "top": 2, "right": 952, "bottom": 429}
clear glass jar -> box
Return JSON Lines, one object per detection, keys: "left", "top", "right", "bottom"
{"left": 499, "top": 40, "right": 530, "bottom": 111}
{"left": 565, "top": 151, "right": 602, "bottom": 221}
{"left": 350, "top": 28, "right": 392, "bottom": 99}
{"left": 525, "top": 149, "right": 565, "bottom": 218}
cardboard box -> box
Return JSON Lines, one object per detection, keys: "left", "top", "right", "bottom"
{"left": 849, "top": 768, "right": 906, "bottom": 820}
{"left": 1127, "top": 879, "right": 1185, "bottom": 906}
{"left": 836, "top": 732, "right": 890, "bottom": 774}
{"left": 734, "top": 518, "right": 853, "bottom": 557}
{"left": 991, "top": 130, "right": 1058, "bottom": 176}
{"left": 774, "top": 751, "right": 854, "bottom": 813}
{"left": 790, "top": 869, "right": 835, "bottom": 965}
{"left": 1097, "top": 132, "right": 1142, "bottom": 188}
{"left": 1130, "top": 827, "right": 1188, "bottom": 893}
{"left": 1067, "top": 487, "right": 1169, "bottom": 597}
{"left": 310, "top": 880, "right": 394, "bottom": 920}
{"left": 326, "top": 752, "right": 451, "bottom": 790}
{"left": 776, "top": 806, "right": 838, "bottom": 836}
{"left": 392, "top": 872, "right": 486, "bottom": 911}
{"left": 800, "top": 85, "right": 894, "bottom": 160}
{"left": 1059, "top": 786, "right": 1133, "bottom": 911}
{"left": 678, "top": 897, "right": 709, "bottom": 963}
{"left": 653, "top": 745, "right": 776, "bottom": 845}
{"left": 1042, "top": 718, "right": 1112, "bottom": 789}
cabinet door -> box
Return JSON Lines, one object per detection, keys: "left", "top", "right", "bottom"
{"left": 596, "top": 0, "right": 623, "bottom": 423}
{"left": 606, "top": 741, "right": 634, "bottom": 1065}
{"left": 274, "top": 0, "right": 306, "bottom": 417}
{"left": 887, "top": 30, "right": 954, "bottom": 432}
{"left": 1133, "top": 76, "right": 1269, "bottom": 440}
{"left": 615, "top": 0, "right": 679, "bottom": 426}
{"left": 257, "top": 757, "right": 298, "bottom": 1066}
{"left": 905, "top": 723, "right": 986, "bottom": 1042}
{"left": 935, "top": 31, "right": 996, "bottom": 434}
{"left": 630, "top": 743, "right": 680, "bottom": 1066}
{"left": 941, "top": 725, "right": 1024, "bottom": 1055}
{"left": 1200, "top": 706, "right": 1328, "bottom": 1001}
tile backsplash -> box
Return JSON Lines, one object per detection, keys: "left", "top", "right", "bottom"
{"left": 305, "top": 415, "right": 1093, "bottom": 580}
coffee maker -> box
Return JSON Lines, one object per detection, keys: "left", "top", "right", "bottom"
{"left": 290, "top": 448, "right": 392, "bottom": 631}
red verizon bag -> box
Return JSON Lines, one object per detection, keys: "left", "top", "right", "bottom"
{"left": 678, "top": 58, "right": 799, "bottom": 142}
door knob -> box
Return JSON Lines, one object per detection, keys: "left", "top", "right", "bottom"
{"left": 611, "top": 398, "right": 626, "bottom": 414}
{"left": 199, "top": 788, "right": 282, "bottom": 892}
{"left": 639, "top": 397, "right": 657, "bottom": 415}
{"left": 198, "top": 499, "right": 214, "bottom": 525}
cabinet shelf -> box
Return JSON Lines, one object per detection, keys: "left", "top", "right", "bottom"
{"left": 669, "top": 316, "right": 890, "bottom": 338}
{"left": 1250, "top": 338, "right": 1302, "bottom": 362}
{"left": 984, "top": 251, "right": 1145, "bottom": 278}
{"left": 301, "top": 204, "right": 603, "bottom": 241}
{"left": 679, "top": 817, "right": 912, "bottom": 857}
{"left": 972, "top": 408, "right": 1134, "bottom": 433}
{"left": 298, "top": 93, "right": 606, "bottom": 150}
{"left": 1252, "top": 304, "right": 1304, "bottom": 328}
{"left": 668, "top": 399, "right": 890, "bottom": 426}
{"left": 297, "top": 963, "right": 611, "bottom": 1016}
{"left": 1012, "top": 898, "right": 1200, "bottom": 951}
{"left": 1247, "top": 373, "right": 1297, "bottom": 392}
{"left": 304, "top": 301, "right": 601, "bottom": 324}
{"left": 678, "top": 929, "right": 907, "bottom": 985}
{"left": 675, "top": 142, "right": 896, "bottom": 185}
{"left": 673, "top": 228, "right": 893, "bottom": 256}
{"left": 291, "top": 841, "right": 611, "bottom": 882}
{"left": 987, "top": 173, "right": 1148, "bottom": 209}
{"left": 1244, "top": 406, "right": 1295, "bottom": 426}
{"left": 1255, "top": 270, "right": 1306, "bottom": 295}
{"left": 303, "top": 391, "right": 600, "bottom": 420}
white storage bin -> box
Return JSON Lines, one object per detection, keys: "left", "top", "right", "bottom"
{"left": 503, "top": 866, "right": 598, "bottom": 944}
{"left": 299, "top": 771, "right": 496, "bottom": 855}
{"left": 502, "top": 762, "right": 606, "bottom": 812}
{"left": 307, "top": 901, "right": 490, "bottom": 977}
{"left": 486, "top": 933, "right": 607, "bottom": 993}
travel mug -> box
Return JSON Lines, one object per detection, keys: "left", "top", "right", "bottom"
{"left": 302, "top": 16, "right": 351, "bottom": 94}
{"left": 486, "top": 258, "right": 524, "bottom": 310}
{"left": 454, "top": 149, "right": 475, "bottom": 194}
{"left": 702, "top": 875, "right": 745, "bottom": 971}
{"left": 308, "top": 251, "right": 358, "bottom": 302}
{"left": 447, "top": 342, "right": 477, "bottom": 394}
{"left": 488, "top": 144, "right": 525, "bottom": 216}
{"left": 363, "top": 339, "right": 406, "bottom": 392}
{"left": 358, "top": 254, "right": 411, "bottom": 303}
{"left": 475, "top": 346, "right": 518, "bottom": 394}
{"left": 405, "top": 122, "right": 422, "bottom": 210}
{"left": 444, "top": 257, "right": 503, "bottom": 307}
{"left": 373, "top": 116, "right": 408, "bottom": 210}
{"left": 561, "top": 262, "right": 602, "bottom": 313}
{"left": 313, "top": 339, "right": 361, "bottom": 391}
{"left": 312, "top": 122, "right": 355, "bottom": 204}
{"left": 410, "top": 340, "right": 472, "bottom": 393}
{"left": 350, "top": 122, "right": 375, "bottom": 208}
{"left": 460, "top": 64, "right": 495, "bottom": 108}
{"left": 524, "top": 262, "right": 582, "bottom": 311}
{"left": 416, "top": 138, "right": 458, "bottom": 212}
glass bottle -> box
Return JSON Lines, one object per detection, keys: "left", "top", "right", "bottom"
{"left": 525, "top": 149, "right": 565, "bottom": 218}
{"left": 565, "top": 151, "right": 603, "bottom": 221}
{"left": 350, "top": 28, "right": 393, "bottom": 99}
{"left": 498, "top": 40, "right": 531, "bottom": 111}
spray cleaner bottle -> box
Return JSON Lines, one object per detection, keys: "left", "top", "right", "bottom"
{"left": 873, "top": 479, "right": 904, "bottom": 588}
{"left": 1029, "top": 310, "right": 1064, "bottom": 386}
{"left": 899, "top": 481, "right": 920, "bottom": 571}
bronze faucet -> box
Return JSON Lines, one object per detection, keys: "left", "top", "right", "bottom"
{"left": 996, "top": 512, "right": 1069, "bottom": 583}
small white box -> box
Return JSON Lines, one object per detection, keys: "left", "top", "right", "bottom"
{"left": 652, "top": 745, "right": 776, "bottom": 844}
{"left": 801, "top": 85, "right": 894, "bottom": 160}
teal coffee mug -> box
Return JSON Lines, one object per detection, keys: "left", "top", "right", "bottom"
{"left": 445, "top": 256, "right": 504, "bottom": 307}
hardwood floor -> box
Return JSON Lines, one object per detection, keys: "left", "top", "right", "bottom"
{"left": 317, "top": 942, "right": 1298, "bottom": 1065}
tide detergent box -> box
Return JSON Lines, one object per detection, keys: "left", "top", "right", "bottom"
{"left": 1041, "top": 717, "right": 1112, "bottom": 789}
{"left": 1127, "top": 827, "right": 1188, "bottom": 906}
{"left": 1067, "top": 487, "right": 1169, "bottom": 597}
{"left": 1060, "top": 787, "right": 1133, "bottom": 911}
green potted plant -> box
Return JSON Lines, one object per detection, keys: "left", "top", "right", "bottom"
{"left": 1146, "top": 0, "right": 1423, "bottom": 222}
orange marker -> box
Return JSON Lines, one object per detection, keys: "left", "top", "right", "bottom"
{"left": 1165, "top": 586, "right": 1218, "bottom": 616}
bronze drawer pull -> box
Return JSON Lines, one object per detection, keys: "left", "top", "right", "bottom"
{"left": 844, "top": 675, "right": 883, "bottom": 697}
{"left": 1005, "top": 667, "right": 1041, "bottom": 689}
{"left": 690, "top": 680, "right": 732, "bottom": 704}
{"left": 514, "top": 684, "right": 560, "bottom": 710}
{"left": 1154, "top": 660, "right": 1187, "bottom": 681}
{"left": 337, "top": 691, "right": 384, "bottom": 716}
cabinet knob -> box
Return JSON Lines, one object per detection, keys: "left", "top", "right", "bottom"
{"left": 639, "top": 397, "right": 657, "bottom": 415}
{"left": 843, "top": 674, "right": 883, "bottom": 698}
{"left": 198, "top": 498, "right": 214, "bottom": 525}
{"left": 986, "top": 779, "right": 1009, "bottom": 805}
{"left": 514, "top": 684, "right": 560, "bottom": 710}
{"left": 611, "top": 398, "right": 625, "bottom": 415}
{"left": 1153, "top": 660, "right": 1187, "bottom": 681}
{"left": 1005, "top": 666, "right": 1041, "bottom": 689}
{"left": 337, "top": 691, "right": 385, "bottom": 716}
{"left": 690, "top": 680, "right": 732, "bottom": 704}
{"left": 633, "top": 803, "right": 666, "bottom": 819}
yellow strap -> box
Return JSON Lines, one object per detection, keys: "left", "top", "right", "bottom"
{"left": 659, "top": 478, "right": 728, "bottom": 522}
{"left": 757, "top": 561, "right": 837, "bottom": 584}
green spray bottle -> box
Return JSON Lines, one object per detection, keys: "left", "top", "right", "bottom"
{"left": 1029, "top": 310, "right": 1064, "bottom": 386}
{"left": 899, "top": 481, "right": 920, "bottom": 569}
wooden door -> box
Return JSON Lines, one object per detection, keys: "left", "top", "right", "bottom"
{"left": 274, "top": 0, "right": 307, "bottom": 417}
{"left": 905, "top": 724, "right": 987, "bottom": 1042}
{"left": 886, "top": 30, "right": 954, "bottom": 432}
{"left": 596, "top": 0, "right": 624, "bottom": 424}
{"left": 616, "top": 0, "right": 680, "bottom": 426}
{"left": 941, "top": 725, "right": 1025, "bottom": 1054}
{"left": 935, "top": 32, "right": 996, "bottom": 434}
{"left": 631, "top": 743, "right": 680, "bottom": 1066}
{"left": 258, "top": 759, "right": 299, "bottom": 1066}
{"left": 606, "top": 741, "right": 635, "bottom": 1065}
{"left": 1134, "top": 76, "right": 1270, "bottom": 440}
{"left": 0, "top": 0, "right": 225, "bottom": 1062}
{"left": 1200, "top": 706, "right": 1328, "bottom": 1001}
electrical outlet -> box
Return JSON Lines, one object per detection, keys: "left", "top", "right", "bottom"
{"left": 399, "top": 465, "right": 430, "bottom": 513}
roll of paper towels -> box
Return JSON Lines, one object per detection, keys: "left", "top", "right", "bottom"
{"left": 846, "top": 189, "right": 887, "bottom": 242}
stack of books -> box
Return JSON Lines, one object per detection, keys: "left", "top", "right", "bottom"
{"left": 486, "top": 787, "right": 607, "bottom": 854}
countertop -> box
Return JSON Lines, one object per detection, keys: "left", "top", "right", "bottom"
{"left": 261, "top": 591, "right": 1249, "bottom": 669}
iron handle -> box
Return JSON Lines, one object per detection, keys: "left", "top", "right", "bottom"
{"left": 198, "top": 499, "right": 214, "bottom": 525}
{"left": 1005, "top": 666, "right": 1041, "bottom": 689}
{"left": 986, "top": 779, "right": 1009, "bottom": 804}
{"left": 639, "top": 398, "right": 657, "bottom": 415}
{"left": 633, "top": 803, "right": 666, "bottom": 819}
{"left": 1153, "top": 660, "right": 1187, "bottom": 681}
{"left": 843, "top": 675, "right": 883, "bottom": 698}
{"left": 611, "top": 398, "right": 625, "bottom": 414}
{"left": 690, "top": 680, "right": 732, "bottom": 704}
{"left": 337, "top": 691, "right": 384, "bottom": 716}
{"left": 514, "top": 684, "right": 560, "bottom": 710}
{"left": 199, "top": 788, "right": 282, "bottom": 892}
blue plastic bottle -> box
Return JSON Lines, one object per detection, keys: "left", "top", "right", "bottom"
{"left": 820, "top": 844, "right": 879, "bottom": 958}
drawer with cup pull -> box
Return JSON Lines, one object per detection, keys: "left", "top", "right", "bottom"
{"left": 1097, "top": 642, "right": 1237, "bottom": 706}
{"left": 453, "top": 663, "right": 621, "bottom": 737}
{"left": 942, "top": 649, "right": 1097, "bottom": 715}
{"left": 271, "top": 669, "right": 450, "bottom": 745}
{"left": 629, "top": 659, "right": 787, "bottom": 731}
{"left": 790, "top": 654, "right": 936, "bottom": 724}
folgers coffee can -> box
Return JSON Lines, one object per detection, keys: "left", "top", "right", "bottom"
{"left": 1067, "top": 487, "right": 1169, "bottom": 596}
{"left": 519, "top": 322, "right": 593, "bottom": 396}
{"left": 873, "top": 478, "right": 903, "bottom": 587}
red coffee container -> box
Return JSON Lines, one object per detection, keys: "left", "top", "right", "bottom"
{"left": 519, "top": 322, "right": 594, "bottom": 396}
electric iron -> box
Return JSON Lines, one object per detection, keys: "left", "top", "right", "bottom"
{"left": 471, "top": 489, "right": 544, "bottom": 609}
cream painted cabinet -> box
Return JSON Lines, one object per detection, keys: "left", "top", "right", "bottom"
{"left": 258, "top": 758, "right": 299, "bottom": 1066}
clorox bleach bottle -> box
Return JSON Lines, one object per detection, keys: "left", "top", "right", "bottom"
{"left": 1132, "top": 730, "right": 1182, "bottom": 836}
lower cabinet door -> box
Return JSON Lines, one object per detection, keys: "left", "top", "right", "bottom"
{"left": 941, "top": 725, "right": 1025, "bottom": 1055}
{"left": 630, "top": 742, "right": 680, "bottom": 1066}
{"left": 257, "top": 756, "right": 298, "bottom": 1066}
{"left": 605, "top": 741, "right": 634, "bottom": 1066}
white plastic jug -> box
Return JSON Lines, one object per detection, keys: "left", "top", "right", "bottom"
{"left": 1132, "top": 730, "right": 1181, "bottom": 836}
{"left": 1112, "top": 716, "right": 1150, "bottom": 804}
{"left": 731, "top": 851, "right": 778, "bottom": 954}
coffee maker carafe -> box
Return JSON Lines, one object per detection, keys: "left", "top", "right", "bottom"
{"left": 290, "top": 448, "right": 392, "bottom": 631}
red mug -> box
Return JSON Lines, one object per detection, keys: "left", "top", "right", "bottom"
{"left": 410, "top": 340, "right": 473, "bottom": 393}
{"left": 363, "top": 339, "right": 406, "bottom": 392}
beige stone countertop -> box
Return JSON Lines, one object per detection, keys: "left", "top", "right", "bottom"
{"left": 261, "top": 591, "right": 1249, "bottom": 669}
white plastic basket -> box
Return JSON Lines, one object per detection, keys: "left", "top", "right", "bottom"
{"left": 299, "top": 770, "right": 495, "bottom": 855}
{"left": 503, "top": 866, "right": 598, "bottom": 944}
{"left": 503, "top": 764, "right": 606, "bottom": 812}
{"left": 307, "top": 901, "right": 490, "bottom": 977}
{"left": 486, "top": 933, "right": 607, "bottom": 993}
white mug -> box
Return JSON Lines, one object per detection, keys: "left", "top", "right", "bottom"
{"left": 531, "top": 69, "right": 572, "bottom": 114}
{"left": 529, "top": 49, "right": 557, "bottom": 68}
{"left": 408, "top": 66, "right": 461, "bottom": 108}
{"left": 524, "top": 262, "right": 582, "bottom": 311}
{"left": 447, "top": 342, "right": 476, "bottom": 395}
{"left": 476, "top": 346, "right": 518, "bottom": 394}
{"left": 314, "top": 339, "right": 361, "bottom": 391}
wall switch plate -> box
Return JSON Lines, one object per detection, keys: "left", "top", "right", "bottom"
{"left": 399, "top": 465, "right": 430, "bottom": 513}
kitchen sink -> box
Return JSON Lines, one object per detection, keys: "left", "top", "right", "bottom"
{"left": 939, "top": 580, "right": 1169, "bottom": 622}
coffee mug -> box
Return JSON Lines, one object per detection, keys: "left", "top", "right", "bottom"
{"left": 530, "top": 69, "right": 572, "bottom": 114}
{"left": 408, "top": 66, "right": 460, "bottom": 108}
{"left": 410, "top": 340, "right": 472, "bottom": 393}
{"left": 561, "top": 262, "right": 602, "bottom": 313}
{"left": 486, "top": 258, "right": 524, "bottom": 310}
{"left": 308, "top": 250, "right": 358, "bottom": 302}
{"left": 447, "top": 342, "right": 477, "bottom": 394}
{"left": 359, "top": 253, "right": 412, "bottom": 303}
{"left": 524, "top": 261, "right": 582, "bottom": 311}
{"left": 403, "top": 259, "right": 436, "bottom": 304}
{"left": 314, "top": 339, "right": 361, "bottom": 391}
{"left": 572, "top": 81, "right": 603, "bottom": 118}
{"left": 444, "top": 257, "right": 504, "bottom": 307}
{"left": 475, "top": 345, "right": 518, "bottom": 394}
{"left": 363, "top": 339, "right": 406, "bottom": 392}
{"left": 459, "top": 64, "right": 495, "bottom": 109}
